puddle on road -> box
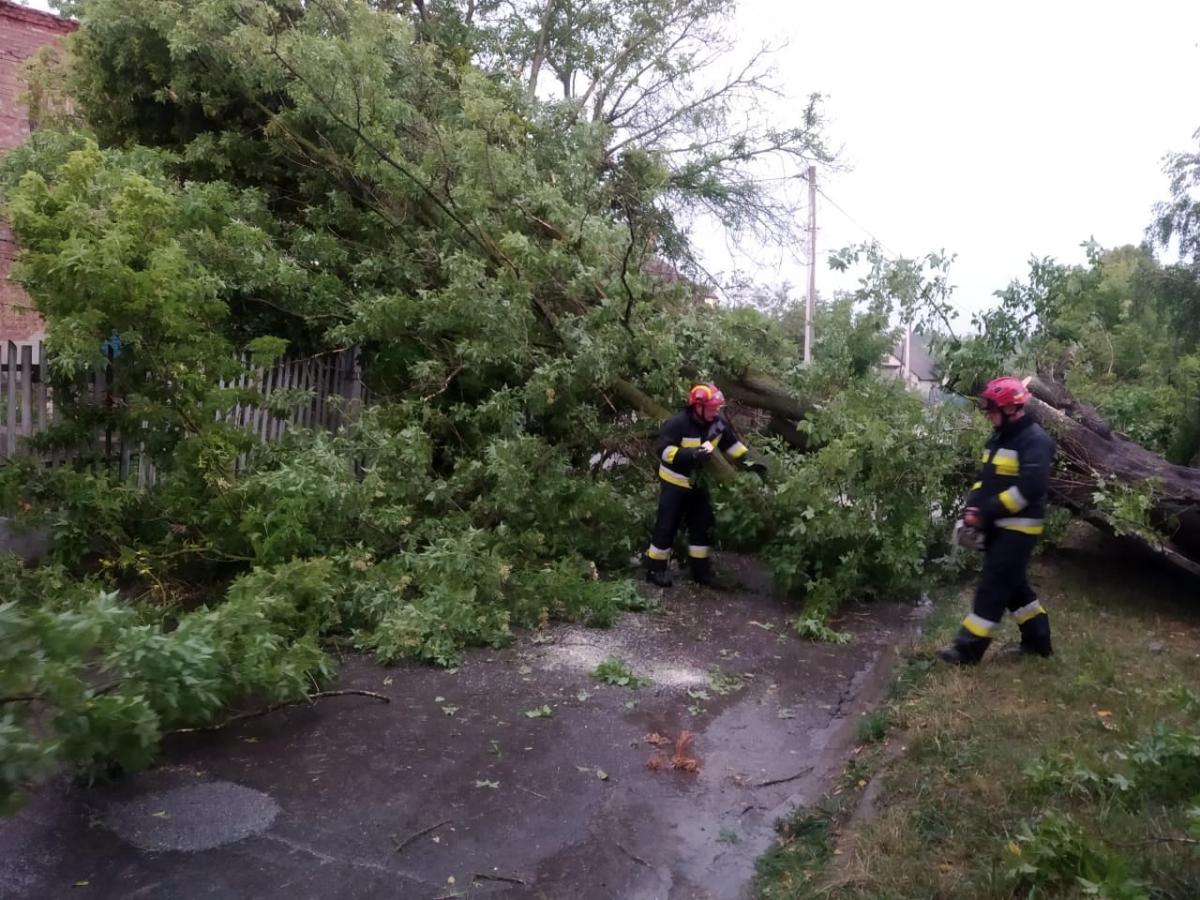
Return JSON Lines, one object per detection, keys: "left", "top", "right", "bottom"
{"left": 103, "top": 781, "right": 279, "bottom": 852}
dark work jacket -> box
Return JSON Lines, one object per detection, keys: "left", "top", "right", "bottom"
{"left": 655, "top": 409, "right": 750, "bottom": 489}
{"left": 966, "top": 415, "right": 1056, "bottom": 535}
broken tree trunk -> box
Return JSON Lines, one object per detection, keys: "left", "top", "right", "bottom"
{"left": 1025, "top": 374, "right": 1200, "bottom": 577}
{"left": 611, "top": 368, "right": 816, "bottom": 478}
{"left": 611, "top": 378, "right": 737, "bottom": 482}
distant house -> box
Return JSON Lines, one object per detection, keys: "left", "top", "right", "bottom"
{"left": 1, "top": 0, "right": 77, "bottom": 345}
{"left": 642, "top": 256, "right": 718, "bottom": 306}
{"left": 881, "top": 330, "right": 941, "bottom": 399}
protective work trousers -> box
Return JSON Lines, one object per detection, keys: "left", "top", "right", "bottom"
{"left": 953, "top": 529, "right": 1053, "bottom": 662}
{"left": 645, "top": 483, "right": 715, "bottom": 581}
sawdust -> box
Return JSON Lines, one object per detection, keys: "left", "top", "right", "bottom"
{"left": 538, "top": 626, "right": 709, "bottom": 688}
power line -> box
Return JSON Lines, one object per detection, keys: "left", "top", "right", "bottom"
{"left": 815, "top": 186, "right": 900, "bottom": 257}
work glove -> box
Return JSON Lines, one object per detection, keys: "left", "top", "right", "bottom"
{"left": 678, "top": 443, "right": 714, "bottom": 464}
{"left": 706, "top": 419, "right": 727, "bottom": 442}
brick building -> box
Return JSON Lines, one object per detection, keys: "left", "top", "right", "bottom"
{"left": 1, "top": 0, "right": 75, "bottom": 343}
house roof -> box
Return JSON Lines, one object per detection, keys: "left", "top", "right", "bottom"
{"left": 891, "top": 332, "right": 938, "bottom": 382}
{"left": 0, "top": 0, "right": 77, "bottom": 32}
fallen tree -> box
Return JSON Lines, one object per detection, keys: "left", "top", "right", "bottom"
{"left": 1026, "top": 374, "right": 1200, "bottom": 578}
{"left": 4, "top": 0, "right": 972, "bottom": 814}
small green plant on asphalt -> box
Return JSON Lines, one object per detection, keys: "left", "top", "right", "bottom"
{"left": 792, "top": 616, "right": 851, "bottom": 645}
{"left": 708, "top": 668, "right": 745, "bottom": 696}
{"left": 592, "top": 657, "right": 644, "bottom": 689}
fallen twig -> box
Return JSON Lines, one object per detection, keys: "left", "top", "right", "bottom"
{"left": 169, "top": 690, "right": 391, "bottom": 734}
{"left": 472, "top": 872, "right": 526, "bottom": 885}
{"left": 392, "top": 818, "right": 451, "bottom": 855}
{"left": 1115, "top": 835, "right": 1200, "bottom": 847}
{"left": 617, "top": 842, "right": 650, "bottom": 867}
{"left": 754, "top": 767, "right": 813, "bottom": 788}
{"left": 517, "top": 786, "right": 549, "bottom": 800}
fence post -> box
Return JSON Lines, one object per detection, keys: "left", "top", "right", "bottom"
{"left": 5, "top": 342, "right": 17, "bottom": 458}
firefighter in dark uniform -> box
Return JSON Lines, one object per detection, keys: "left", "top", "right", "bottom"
{"left": 645, "top": 384, "right": 765, "bottom": 587}
{"left": 938, "top": 376, "right": 1056, "bottom": 664}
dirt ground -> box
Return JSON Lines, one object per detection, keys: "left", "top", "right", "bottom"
{"left": 0, "top": 554, "right": 924, "bottom": 900}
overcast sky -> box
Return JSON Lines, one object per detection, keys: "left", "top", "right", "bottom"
{"left": 19, "top": 0, "right": 1200, "bottom": 324}
{"left": 718, "top": 0, "right": 1200, "bottom": 322}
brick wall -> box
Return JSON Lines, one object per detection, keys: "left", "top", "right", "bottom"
{"left": 0, "top": 0, "right": 75, "bottom": 343}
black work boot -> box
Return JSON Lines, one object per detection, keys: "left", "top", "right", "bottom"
{"left": 936, "top": 632, "right": 990, "bottom": 665}
{"left": 935, "top": 644, "right": 976, "bottom": 665}
{"left": 996, "top": 642, "right": 1038, "bottom": 661}
{"left": 689, "top": 556, "right": 717, "bottom": 587}
{"left": 645, "top": 560, "right": 673, "bottom": 588}
{"left": 1017, "top": 613, "right": 1053, "bottom": 657}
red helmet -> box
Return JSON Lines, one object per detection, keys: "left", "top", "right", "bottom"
{"left": 688, "top": 383, "right": 725, "bottom": 416}
{"left": 979, "top": 376, "right": 1028, "bottom": 411}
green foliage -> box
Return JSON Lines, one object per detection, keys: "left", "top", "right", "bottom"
{"left": 718, "top": 378, "right": 982, "bottom": 624}
{"left": 793, "top": 616, "right": 851, "bottom": 644}
{"left": 906, "top": 239, "right": 1200, "bottom": 465}
{"left": 0, "top": 556, "right": 335, "bottom": 812}
{"left": 0, "top": 0, "right": 975, "bottom": 811}
{"left": 1091, "top": 478, "right": 1161, "bottom": 543}
{"left": 1023, "top": 721, "right": 1200, "bottom": 808}
{"left": 592, "top": 657, "right": 644, "bottom": 688}
{"left": 1005, "top": 812, "right": 1146, "bottom": 900}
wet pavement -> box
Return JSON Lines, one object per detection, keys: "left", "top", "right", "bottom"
{"left": 0, "top": 555, "right": 923, "bottom": 900}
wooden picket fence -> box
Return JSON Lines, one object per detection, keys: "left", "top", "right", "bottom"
{"left": 0, "top": 341, "right": 365, "bottom": 485}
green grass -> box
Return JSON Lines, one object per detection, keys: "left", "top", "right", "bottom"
{"left": 854, "top": 710, "right": 889, "bottom": 745}
{"left": 753, "top": 533, "right": 1200, "bottom": 899}
{"left": 753, "top": 801, "right": 843, "bottom": 898}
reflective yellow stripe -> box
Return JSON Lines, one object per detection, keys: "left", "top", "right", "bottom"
{"left": 971, "top": 481, "right": 983, "bottom": 490}
{"left": 687, "top": 545, "right": 710, "bottom": 559}
{"left": 996, "top": 517, "right": 1043, "bottom": 535}
{"left": 980, "top": 450, "right": 991, "bottom": 463}
{"left": 726, "top": 441, "right": 748, "bottom": 460}
{"left": 993, "top": 448, "right": 1019, "bottom": 476}
{"left": 647, "top": 544, "right": 671, "bottom": 560}
{"left": 662, "top": 445, "right": 679, "bottom": 464}
{"left": 681, "top": 437, "right": 702, "bottom": 448}
{"left": 963, "top": 613, "right": 998, "bottom": 637}
{"left": 999, "top": 487, "right": 1026, "bottom": 513}
{"left": 658, "top": 465, "right": 692, "bottom": 488}
{"left": 1014, "top": 600, "right": 1046, "bottom": 624}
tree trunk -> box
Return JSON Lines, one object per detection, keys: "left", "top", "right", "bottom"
{"left": 613, "top": 368, "right": 816, "bottom": 468}
{"left": 526, "top": 0, "right": 558, "bottom": 100}
{"left": 1025, "top": 374, "right": 1200, "bottom": 575}
{"left": 610, "top": 378, "right": 736, "bottom": 482}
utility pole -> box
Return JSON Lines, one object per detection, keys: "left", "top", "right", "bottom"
{"left": 804, "top": 165, "right": 817, "bottom": 364}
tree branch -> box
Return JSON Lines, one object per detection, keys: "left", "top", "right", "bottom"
{"left": 169, "top": 689, "right": 390, "bottom": 735}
